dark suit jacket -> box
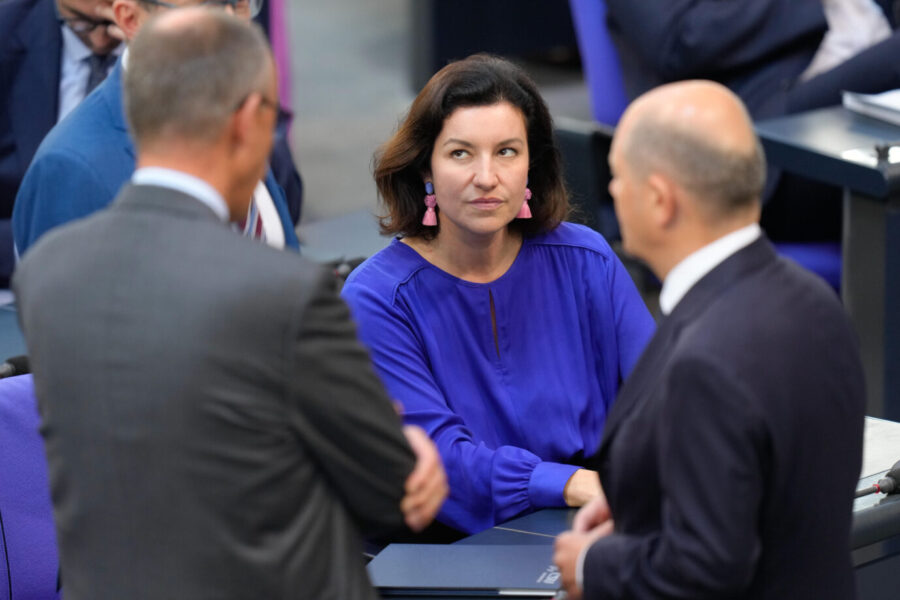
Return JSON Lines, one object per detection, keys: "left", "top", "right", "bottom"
{"left": 12, "top": 60, "right": 299, "bottom": 255}
{"left": 0, "top": 0, "right": 61, "bottom": 284}
{"left": 1, "top": 0, "right": 302, "bottom": 277}
{"left": 583, "top": 237, "right": 866, "bottom": 599}
{"left": 13, "top": 183, "right": 414, "bottom": 600}
{"left": 605, "top": 0, "right": 827, "bottom": 120}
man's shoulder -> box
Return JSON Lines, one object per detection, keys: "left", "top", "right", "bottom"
{"left": 22, "top": 192, "right": 323, "bottom": 291}
{"left": 680, "top": 250, "right": 854, "bottom": 365}
{"left": 35, "top": 94, "right": 121, "bottom": 160}
{"left": 0, "top": 0, "right": 53, "bottom": 47}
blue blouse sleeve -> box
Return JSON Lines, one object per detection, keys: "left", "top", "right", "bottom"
{"left": 342, "top": 278, "right": 580, "bottom": 534}
{"left": 603, "top": 249, "right": 656, "bottom": 380}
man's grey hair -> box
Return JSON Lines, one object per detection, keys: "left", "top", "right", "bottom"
{"left": 623, "top": 116, "right": 766, "bottom": 216}
{"left": 124, "top": 8, "right": 272, "bottom": 147}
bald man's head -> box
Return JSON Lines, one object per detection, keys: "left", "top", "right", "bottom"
{"left": 615, "top": 80, "right": 765, "bottom": 219}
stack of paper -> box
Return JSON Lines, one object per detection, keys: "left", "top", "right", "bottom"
{"left": 842, "top": 89, "right": 900, "bottom": 127}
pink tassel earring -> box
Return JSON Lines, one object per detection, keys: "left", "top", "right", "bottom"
{"left": 422, "top": 182, "right": 438, "bottom": 226}
{"left": 516, "top": 187, "right": 533, "bottom": 219}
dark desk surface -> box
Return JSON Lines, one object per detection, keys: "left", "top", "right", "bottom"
{"left": 456, "top": 509, "right": 575, "bottom": 547}
{"left": 756, "top": 106, "right": 900, "bottom": 198}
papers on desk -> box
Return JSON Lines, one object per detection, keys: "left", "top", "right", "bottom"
{"left": 842, "top": 89, "right": 900, "bottom": 128}
{"left": 862, "top": 416, "right": 900, "bottom": 479}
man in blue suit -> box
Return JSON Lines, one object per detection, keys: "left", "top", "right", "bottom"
{"left": 8, "top": 0, "right": 304, "bottom": 257}
{"left": 554, "top": 81, "right": 865, "bottom": 599}
{"left": 0, "top": 0, "right": 121, "bottom": 286}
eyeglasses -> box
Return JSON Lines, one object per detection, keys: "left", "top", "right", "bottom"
{"left": 56, "top": 2, "right": 116, "bottom": 35}
{"left": 58, "top": 14, "right": 115, "bottom": 34}
{"left": 138, "top": 0, "right": 263, "bottom": 18}
{"left": 233, "top": 92, "right": 279, "bottom": 114}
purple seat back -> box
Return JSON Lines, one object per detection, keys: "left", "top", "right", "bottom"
{"left": 0, "top": 375, "right": 60, "bottom": 600}
{"left": 568, "top": 0, "right": 629, "bottom": 125}
{"left": 774, "top": 241, "right": 842, "bottom": 292}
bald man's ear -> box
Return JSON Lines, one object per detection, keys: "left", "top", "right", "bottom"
{"left": 112, "top": 0, "right": 144, "bottom": 41}
{"left": 646, "top": 173, "right": 678, "bottom": 229}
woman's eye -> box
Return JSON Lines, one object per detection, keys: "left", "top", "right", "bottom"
{"left": 450, "top": 149, "right": 469, "bottom": 159}
{"left": 498, "top": 147, "right": 518, "bottom": 157}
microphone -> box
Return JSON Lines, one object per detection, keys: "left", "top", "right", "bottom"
{"left": 856, "top": 459, "right": 900, "bottom": 498}
{"left": 0, "top": 355, "right": 30, "bottom": 379}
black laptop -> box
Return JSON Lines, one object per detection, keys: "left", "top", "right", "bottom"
{"left": 367, "top": 544, "right": 561, "bottom": 597}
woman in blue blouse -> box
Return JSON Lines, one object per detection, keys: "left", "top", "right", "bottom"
{"left": 342, "top": 55, "right": 654, "bottom": 534}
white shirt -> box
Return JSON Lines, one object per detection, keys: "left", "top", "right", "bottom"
{"left": 800, "top": 0, "right": 891, "bottom": 81}
{"left": 132, "top": 167, "right": 229, "bottom": 222}
{"left": 57, "top": 25, "right": 122, "bottom": 122}
{"left": 659, "top": 223, "right": 762, "bottom": 315}
{"left": 252, "top": 180, "right": 285, "bottom": 249}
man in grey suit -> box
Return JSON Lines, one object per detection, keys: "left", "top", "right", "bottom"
{"left": 13, "top": 8, "right": 446, "bottom": 600}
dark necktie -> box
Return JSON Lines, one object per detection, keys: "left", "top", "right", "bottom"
{"left": 85, "top": 53, "right": 114, "bottom": 96}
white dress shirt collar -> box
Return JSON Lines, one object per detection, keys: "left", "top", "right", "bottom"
{"left": 659, "top": 223, "right": 762, "bottom": 315}
{"left": 132, "top": 167, "right": 230, "bottom": 223}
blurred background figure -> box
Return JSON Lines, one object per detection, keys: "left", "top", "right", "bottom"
{"left": 0, "top": 0, "right": 123, "bottom": 288}
{"left": 604, "top": 0, "right": 900, "bottom": 245}
{"left": 12, "top": 0, "right": 302, "bottom": 256}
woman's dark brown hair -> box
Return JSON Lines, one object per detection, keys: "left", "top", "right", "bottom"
{"left": 374, "top": 54, "right": 569, "bottom": 239}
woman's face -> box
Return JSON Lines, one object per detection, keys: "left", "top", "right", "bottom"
{"left": 427, "top": 102, "right": 529, "bottom": 242}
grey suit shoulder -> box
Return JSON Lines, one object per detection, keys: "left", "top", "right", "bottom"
{"left": 14, "top": 184, "right": 414, "bottom": 600}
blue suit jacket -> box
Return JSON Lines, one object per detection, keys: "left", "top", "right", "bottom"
{"left": 0, "top": 0, "right": 61, "bottom": 282}
{"left": 13, "top": 60, "right": 300, "bottom": 255}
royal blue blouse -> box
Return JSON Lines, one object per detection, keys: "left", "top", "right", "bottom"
{"left": 341, "top": 222, "right": 655, "bottom": 533}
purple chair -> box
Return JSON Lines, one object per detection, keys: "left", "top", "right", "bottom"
{"left": 0, "top": 374, "right": 60, "bottom": 600}
{"left": 568, "top": 0, "right": 628, "bottom": 126}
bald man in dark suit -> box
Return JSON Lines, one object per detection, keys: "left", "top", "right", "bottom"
{"left": 554, "top": 81, "right": 866, "bottom": 600}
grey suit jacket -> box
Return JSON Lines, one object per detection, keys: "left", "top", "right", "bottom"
{"left": 13, "top": 183, "right": 415, "bottom": 600}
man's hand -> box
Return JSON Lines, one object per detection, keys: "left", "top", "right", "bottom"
{"left": 401, "top": 425, "right": 448, "bottom": 531}
{"left": 554, "top": 520, "right": 614, "bottom": 600}
{"left": 572, "top": 493, "right": 611, "bottom": 532}
{"left": 563, "top": 469, "right": 602, "bottom": 507}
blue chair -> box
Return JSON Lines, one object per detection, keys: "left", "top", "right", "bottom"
{"left": 568, "top": 0, "right": 628, "bottom": 126}
{"left": 0, "top": 374, "right": 60, "bottom": 600}
{"left": 565, "top": 0, "right": 841, "bottom": 291}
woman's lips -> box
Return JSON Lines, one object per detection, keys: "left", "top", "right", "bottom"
{"left": 470, "top": 197, "right": 504, "bottom": 209}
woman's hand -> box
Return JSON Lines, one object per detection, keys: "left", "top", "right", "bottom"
{"left": 563, "top": 469, "right": 602, "bottom": 507}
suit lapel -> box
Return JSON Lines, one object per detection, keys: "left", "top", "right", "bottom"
{"left": 8, "top": 0, "right": 61, "bottom": 172}
{"left": 101, "top": 62, "right": 135, "bottom": 162}
{"left": 595, "top": 237, "right": 778, "bottom": 460}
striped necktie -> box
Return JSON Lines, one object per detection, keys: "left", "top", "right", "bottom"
{"left": 240, "top": 195, "right": 267, "bottom": 242}
{"left": 85, "top": 53, "right": 114, "bottom": 96}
